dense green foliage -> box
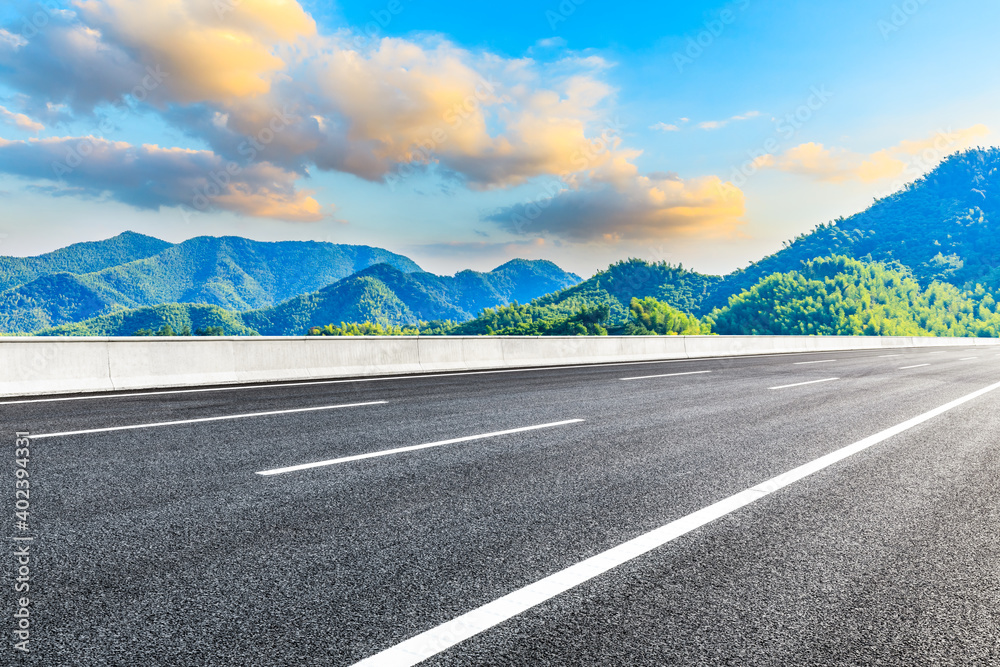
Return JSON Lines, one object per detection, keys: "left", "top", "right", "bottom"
{"left": 308, "top": 322, "right": 422, "bottom": 336}
{"left": 35, "top": 304, "right": 258, "bottom": 337}
{"left": 454, "top": 304, "right": 612, "bottom": 336}
{"left": 307, "top": 321, "right": 458, "bottom": 336}
{"left": 711, "top": 256, "right": 1000, "bottom": 337}
{"left": 133, "top": 325, "right": 226, "bottom": 336}
{"left": 623, "top": 297, "right": 711, "bottom": 335}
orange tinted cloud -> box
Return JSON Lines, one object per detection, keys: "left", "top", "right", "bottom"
{"left": 76, "top": 0, "right": 316, "bottom": 103}
{"left": 758, "top": 125, "right": 991, "bottom": 183}
{"left": 0, "top": 106, "right": 43, "bottom": 132}
{"left": 488, "top": 163, "right": 745, "bottom": 243}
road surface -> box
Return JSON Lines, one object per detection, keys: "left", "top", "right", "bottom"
{"left": 4, "top": 346, "right": 999, "bottom": 665}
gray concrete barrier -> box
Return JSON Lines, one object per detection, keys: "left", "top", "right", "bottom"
{"left": 0, "top": 335, "right": 995, "bottom": 398}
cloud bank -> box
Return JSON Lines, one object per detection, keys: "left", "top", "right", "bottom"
{"left": 0, "top": 0, "right": 744, "bottom": 242}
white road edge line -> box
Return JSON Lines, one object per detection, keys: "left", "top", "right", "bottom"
{"left": 792, "top": 359, "right": 837, "bottom": 365}
{"left": 0, "top": 350, "right": 929, "bottom": 406}
{"left": 769, "top": 378, "right": 838, "bottom": 390}
{"left": 900, "top": 364, "right": 931, "bottom": 370}
{"left": 350, "top": 378, "right": 1000, "bottom": 667}
{"left": 619, "top": 371, "right": 712, "bottom": 381}
{"left": 256, "top": 419, "right": 585, "bottom": 476}
{"left": 31, "top": 401, "right": 387, "bottom": 439}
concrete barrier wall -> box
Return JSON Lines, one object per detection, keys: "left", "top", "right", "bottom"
{"left": 0, "top": 334, "right": 995, "bottom": 398}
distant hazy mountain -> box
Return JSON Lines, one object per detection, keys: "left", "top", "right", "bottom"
{"left": 0, "top": 273, "right": 126, "bottom": 333}
{"left": 0, "top": 233, "right": 423, "bottom": 332}
{"left": 32, "top": 259, "right": 583, "bottom": 336}
{"left": 75, "top": 235, "right": 423, "bottom": 311}
{"left": 0, "top": 231, "right": 172, "bottom": 293}
{"left": 242, "top": 261, "right": 582, "bottom": 335}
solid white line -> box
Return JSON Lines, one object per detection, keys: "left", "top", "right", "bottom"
{"left": 31, "top": 401, "right": 387, "bottom": 439}
{"left": 959, "top": 357, "right": 978, "bottom": 361}
{"left": 619, "top": 371, "right": 712, "bottom": 381}
{"left": 769, "top": 378, "right": 838, "bottom": 390}
{"left": 792, "top": 359, "right": 837, "bottom": 365}
{"left": 927, "top": 351, "right": 945, "bottom": 354}
{"left": 256, "top": 419, "right": 585, "bottom": 475}
{"left": 878, "top": 354, "right": 903, "bottom": 358}
{"left": 349, "top": 378, "right": 1000, "bottom": 667}
{"left": 900, "top": 364, "right": 930, "bottom": 370}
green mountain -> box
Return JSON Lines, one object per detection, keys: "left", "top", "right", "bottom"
{"left": 447, "top": 259, "right": 721, "bottom": 334}
{"left": 73, "top": 235, "right": 422, "bottom": 311}
{"left": 243, "top": 261, "right": 582, "bottom": 335}
{"left": 31, "top": 259, "right": 582, "bottom": 336}
{"left": 0, "top": 231, "right": 172, "bottom": 293}
{"left": 0, "top": 234, "right": 423, "bottom": 332}
{"left": 0, "top": 273, "right": 127, "bottom": 333}
{"left": 37, "top": 304, "right": 258, "bottom": 337}
{"left": 701, "top": 147, "right": 1000, "bottom": 311}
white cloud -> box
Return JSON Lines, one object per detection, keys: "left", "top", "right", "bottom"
{"left": 698, "top": 110, "right": 761, "bottom": 130}
{"left": 535, "top": 37, "right": 567, "bottom": 48}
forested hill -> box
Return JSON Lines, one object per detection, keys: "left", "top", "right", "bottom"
{"left": 242, "top": 260, "right": 581, "bottom": 335}
{"left": 702, "top": 147, "right": 1000, "bottom": 310}
{"left": 0, "top": 231, "right": 172, "bottom": 293}
{"left": 76, "top": 235, "right": 423, "bottom": 311}
{"left": 0, "top": 234, "right": 425, "bottom": 332}
{"left": 532, "top": 259, "right": 722, "bottom": 321}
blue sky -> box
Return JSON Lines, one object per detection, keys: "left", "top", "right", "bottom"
{"left": 0, "top": 0, "right": 996, "bottom": 277}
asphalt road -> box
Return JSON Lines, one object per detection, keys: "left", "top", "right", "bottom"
{"left": 3, "top": 346, "right": 1000, "bottom": 666}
